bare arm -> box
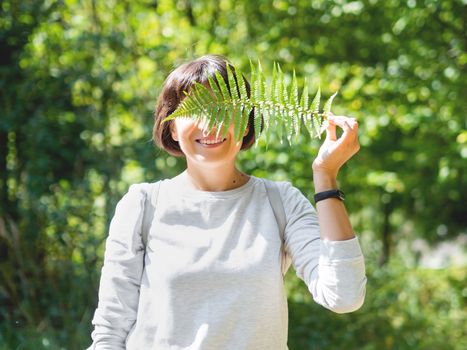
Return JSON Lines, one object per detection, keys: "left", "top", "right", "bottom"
{"left": 312, "top": 114, "right": 360, "bottom": 241}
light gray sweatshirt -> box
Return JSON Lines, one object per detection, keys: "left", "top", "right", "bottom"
{"left": 89, "top": 176, "right": 366, "bottom": 349}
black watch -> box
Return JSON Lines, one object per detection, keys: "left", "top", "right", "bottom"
{"left": 314, "top": 189, "right": 345, "bottom": 204}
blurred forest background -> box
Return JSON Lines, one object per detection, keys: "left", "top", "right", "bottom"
{"left": 1, "top": 0, "right": 466, "bottom": 349}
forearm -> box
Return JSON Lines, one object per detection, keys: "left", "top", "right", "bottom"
{"left": 313, "top": 171, "right": 355, "bottom": 241}
{"left": 312, "top": 172, "right": 365, "bottom": 312}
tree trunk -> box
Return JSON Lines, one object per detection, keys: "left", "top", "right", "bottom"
{"left": 379, "top": 195, "right": 392, "bottom": 266}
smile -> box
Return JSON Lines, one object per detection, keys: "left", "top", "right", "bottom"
{"left": 196, "top": 138, "right": 226, "bottom": 145}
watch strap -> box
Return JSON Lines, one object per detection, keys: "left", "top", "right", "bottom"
{"left": 314, "top": 189, "right": 345, "bottom": 204}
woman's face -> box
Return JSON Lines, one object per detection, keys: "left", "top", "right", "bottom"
{"left": 170, "top": 118, "right": 246, "bottom": 168}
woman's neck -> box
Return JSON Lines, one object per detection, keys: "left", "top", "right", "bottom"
{"left": 181, "top": 163, "right": 249, "bottom": 192}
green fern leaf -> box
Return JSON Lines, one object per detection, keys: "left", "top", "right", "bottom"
{"left": 221, "top": 104, "right": 234, "bottom": 139}
{"left": 227, "top": 64, "right": 241, "bottom": 101}
{"left": 237, "top": 69, "right": 248, "bottom": 105}
{"left": 278, "top": 65, "right": 287, "bottom": 142}
{"left": 323, "top": 90, "right": 338, "bottom": 115}
{"left": 299, "top": 78, "right": 308, "bottom": 110}
{"left": 214, "top": 71, "right": 231, "bottom": 100}
{"left": 299, "top": 81, "right": 309, "bottom": 136}
{"left": 310, "top": 86, "right": 321, "bottom": 114}
{"left": 277, "top": 64, "right": 285, "bottom": 107}
{"left": 212, "top": 71, "right": 234, "bottom": 137}
{"left": 310, "top": 87, "right": 321, "bottom": 138}
{"left": 290, "top": 70, "right": 300, "bottom": 140}
{"left": 249, "top": 60, "right": 257, "bottom": 104}
{"left": 214, "top": 107, "right": 225, "bottom": 138}
{"left": 251, "top": 60, "right": 264, "bottom": 144}
{"left": 253, "top": 105, "right": 262, "bottom": 145}
{"left": 291, "top": 70, "right": 299, "bottom": 106}
{"left": 207, "top": 75, "right": 223, "bottom": 103}
{"left": 233, "top": 106, "right": 243, "bottom": 141}
{"left": 235, "top": 67, "right": 251, "bottom": 140}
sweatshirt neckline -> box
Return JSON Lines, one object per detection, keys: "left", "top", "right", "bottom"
{"left": 167, "top": 172, "right": 258, "bottom": 200}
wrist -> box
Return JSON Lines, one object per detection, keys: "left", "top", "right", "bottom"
{"left": 313, "top": 171, "right": 338, "bottom": 192}
{"left": 314, "top": 189, "right": 345, "bottom": 204}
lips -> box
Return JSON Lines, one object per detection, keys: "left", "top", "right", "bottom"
{"left": 196, "top": 138, "right": 226, "bottom": 145}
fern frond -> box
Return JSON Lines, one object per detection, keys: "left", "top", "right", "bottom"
{"left": 163, "top": 60, "right": 339, "bottom": 146}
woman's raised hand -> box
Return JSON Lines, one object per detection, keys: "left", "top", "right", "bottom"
{"left": 312, "top": 114, "right": 360, "bottom": 180}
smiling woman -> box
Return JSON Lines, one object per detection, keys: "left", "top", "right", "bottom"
{"left": 153, "top": 55, "right": 257, "bottom": 159}
{"left": 87, "top": 54, "right": 367, "bottom": 350}
{"left": 153, "top": 55, "right": 255, "bottom": 191}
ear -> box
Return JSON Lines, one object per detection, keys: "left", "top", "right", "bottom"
{"left": 170, "top": 121, "right": 179, "bottom": 141}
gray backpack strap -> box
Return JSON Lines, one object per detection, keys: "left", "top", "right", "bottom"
{"left": 142, "top": 181, "right": 161, "bottom": 248}
{"left": 263, "top": 179, "right": 286, "bottom": 240}
{"left": 262, "top": 179, "right": 290, "bottom": 276}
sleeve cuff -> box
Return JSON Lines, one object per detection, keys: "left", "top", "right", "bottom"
{"left": 320, "top": 236, "right": 364, "bottom": 262}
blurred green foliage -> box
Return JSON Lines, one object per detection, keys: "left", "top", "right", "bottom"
{"left": 286, "top": 263, "right": 466, "bottom": 350}
{"left": 0, "top": 0, "right": 465, "bottom": 349}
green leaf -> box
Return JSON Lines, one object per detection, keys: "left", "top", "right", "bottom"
{"left": 237, "top": 69, "right": 248, "bottom": 104}
{"left": 239, "top": 108, "right": 250, "bottom": 143}
{"left": 300, "top": 80, "right": 309, "bottom": 111}
{"left": 253, "top": 105, "right": 262, "bottom": 145}
{"left": 277, "top": 64, "right": 285, "bottom": 107}
{"left": 227, "top": 64, "right": 241, "bottom": 101}
{"left": 323, "top": 90, "right": 338, "bottom": 115}
{"left": 290, "top": 71, "right": 300, "bottom": 139}
{"left": 291, "top": 70, "right": 299, "bottom": 107}
{"left": 207, "top": 75, "right": 224, "bottom": 103}
{"left": 233, "top": 106, "right": 243, "bottom": 141}
{"left": 221, "top": 104, "right": 234, "bottom": 139}
{"left": 214, "top": 71, "right": 231, "bottom": 101}
{"left": 310, "top": 86, "right": 321, "bottom": 114}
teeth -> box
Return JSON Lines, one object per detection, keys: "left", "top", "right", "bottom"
{"left": 199, "top": 139, "right": 224, "bottom": 145}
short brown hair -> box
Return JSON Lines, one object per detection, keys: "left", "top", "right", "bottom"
{"left": 153, "top": 54, "right": 257, "bottom": 157}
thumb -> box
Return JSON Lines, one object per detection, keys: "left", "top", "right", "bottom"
{"left": 325, "top": 116, "right": 337, "bottom": 141}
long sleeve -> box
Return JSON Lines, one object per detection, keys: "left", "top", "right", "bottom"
{"left": 89, "top": 184, "right": 148, "bottom": 349}
{"left": 280, "top": 182, "right": 367, "bottom": 314}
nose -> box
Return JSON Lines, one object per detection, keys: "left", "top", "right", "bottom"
{"left": 198, "top": 121, "right": 221, "bottom": 136}
{"left": 202, "top": 127, "right": 217, "bottom": 136}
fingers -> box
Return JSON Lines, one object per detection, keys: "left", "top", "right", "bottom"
{"left": 325, "top": 116, "right": 337, "bottom": 141}
{"left": 328, "top": 115, "right": 358, "bottom": 138}
{"left": 327, "top": 115, "right": 360, "bottom": 152}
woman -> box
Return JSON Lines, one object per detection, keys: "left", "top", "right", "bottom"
{"left": 88, "top": 54, "right": 367, "bottom": 349}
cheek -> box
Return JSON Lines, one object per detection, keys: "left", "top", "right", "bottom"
{"left": 171, "top": 119, "right": 196, "bottom": 140}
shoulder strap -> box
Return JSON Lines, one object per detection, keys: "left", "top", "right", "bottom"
{"left": 142, "top": 181, "right": 161, "bottom": 247}
{"left": 263, "top": 178, "right": 287, "bottom": 242}
{"left": 263, "top": 178, "right": 291, "bottom": 276}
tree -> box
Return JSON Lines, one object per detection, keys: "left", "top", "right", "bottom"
{"left": 1, "top": 0, "right": 465, "bottom": 347}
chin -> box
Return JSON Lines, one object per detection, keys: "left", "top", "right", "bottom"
{"left": 190, "top": 153, "right": 237, "bottom": 167}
